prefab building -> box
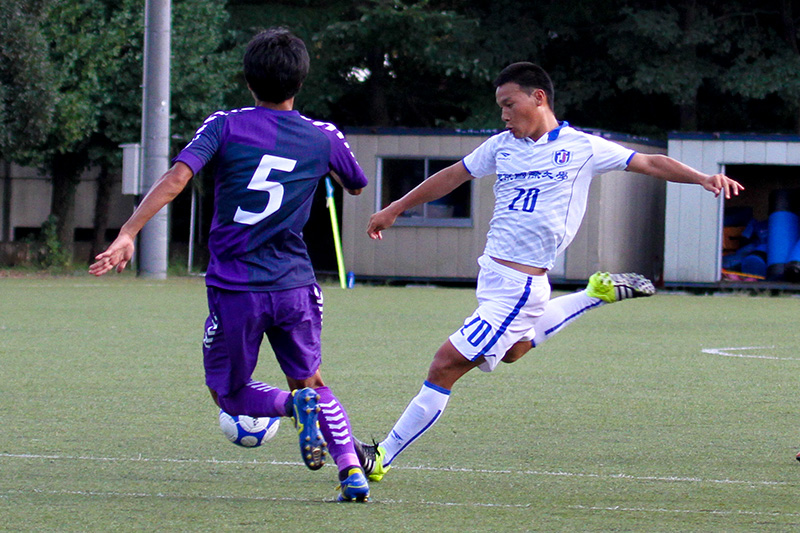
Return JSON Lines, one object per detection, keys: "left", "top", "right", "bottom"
{"left": 664, "top": 133, "right": 800, "bottom": 284}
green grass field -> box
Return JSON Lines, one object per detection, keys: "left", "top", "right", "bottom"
{"left": 1, "top": 276, "right": 799, "bottom": 531}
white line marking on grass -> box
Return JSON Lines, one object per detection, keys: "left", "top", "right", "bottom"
{"left": 571, "top": 504, "right": 800, "bottom": 518}
{"left": 4, "top": 488, "right": 325, "bottom": 503}
{"left": 3, "top": 488, "right": 532, "bottom": 508}
{"left": 0, "top": 452, "right": 300, "bottom": 467}
{"left": 1, "top": 453, "right": 791, "bottom": 487}
{"left": 398, "top": 465, "right": 789, "bottom": 486}
{"left": 701, "top": 346, "right": 800, "bottom": 361}
{"left": 7, "top": 488, "right": 798, "bottom": 516}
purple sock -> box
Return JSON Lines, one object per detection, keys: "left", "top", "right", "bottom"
{"left": 315, "top": 386, "right": 359, "bottom": 473}
{"left": 218, "top": 380, "right": 291, "bottom": 418}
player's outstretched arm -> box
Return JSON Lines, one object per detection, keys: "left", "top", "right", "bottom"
{"left": 89, "top": 162, "right": 194, "bottom": 276}
{"left": 626, "top": 153, "right": 744, "bottom": 199}
{"left": 367, "top": 162, "right": 472, "bottom": 240}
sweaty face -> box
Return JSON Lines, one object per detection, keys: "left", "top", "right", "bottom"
{"left": 495, "top": 82, "right": 544, "bottom": 139}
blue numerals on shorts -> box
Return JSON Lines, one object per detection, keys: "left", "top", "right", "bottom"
{"left": 508, "top": 187, "right": 539, "bottom": 213}
{"left": 461, "top": 316, "right": 493, "bottom": 346}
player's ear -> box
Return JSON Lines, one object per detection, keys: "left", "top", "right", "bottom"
{"left": 533, "top": 88, "right": 546, "bottom": 107}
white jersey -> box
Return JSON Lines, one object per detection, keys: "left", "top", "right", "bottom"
{"left": 462, "top": 122, "right": 635, "bottom": 270}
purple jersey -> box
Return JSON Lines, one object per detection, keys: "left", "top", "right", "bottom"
{"left": 175, "top": 107, "right": 368, "bottom": 291}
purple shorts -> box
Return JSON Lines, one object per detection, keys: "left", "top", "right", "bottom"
{"left": 202, "top": 284, "right": 323, "bottom": 397}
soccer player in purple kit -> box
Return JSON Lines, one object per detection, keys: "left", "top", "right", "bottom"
{"left": 90, "top": 28, "right": 371, "bottom": 502}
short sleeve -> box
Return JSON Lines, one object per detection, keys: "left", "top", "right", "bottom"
{"left": 326, "top": 130, "right": 368, "bottom": 190}
{"left": 305, "top": 118, "right": 368, "bottom": 190}
{"left": 173, "top": 111, "right": 227, "bottom": 175}
{"left": 587, "top": 134, "right": 636, "bottom": 176}
{"left": 462, "top": 135, "right": 500, "bottom": 178}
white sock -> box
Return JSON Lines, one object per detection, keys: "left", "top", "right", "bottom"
{"left": 379, "top": 381, "right": 450, "bottom": 466}
{"left": 530, "top": 290, "right": 605, "bottom": 347}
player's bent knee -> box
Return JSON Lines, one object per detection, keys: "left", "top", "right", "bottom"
{"left": 502, "top": 341, "right": 533, "bottom": 364}
{"left": 427, "top": 342, "right": 479, "bottom": 389}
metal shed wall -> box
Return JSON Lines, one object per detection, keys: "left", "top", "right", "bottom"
{"left": 343, "top": 132, "right": 491, "bottom": 280}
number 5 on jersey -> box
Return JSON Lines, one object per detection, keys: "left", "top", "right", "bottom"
{"left": 234, "top": 154, "right": 296, "bottom": 225}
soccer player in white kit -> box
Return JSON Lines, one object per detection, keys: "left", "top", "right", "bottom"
{"left": 360, "top": 62, "right": 744, "bottom": 482}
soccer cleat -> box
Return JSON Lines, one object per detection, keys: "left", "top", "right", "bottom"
{"left": 354, "top": 438, "right": 391, "bottom": 482}
{"left": 796, "top": 451, "right": 800, "bottom": 463}
{"left": 336, "top": 468, "right": 370, "bottom": 502}
{"left": 292, "top": 388, "right": 327, "bottom": 470}
{"left": 353, "top": 437, "right": 374, "bottom": 473}
{"left": 585, "top": 272, "right": 655, "bottom": 303}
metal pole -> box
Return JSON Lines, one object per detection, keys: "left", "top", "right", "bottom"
{"left": 138, "top": 0, "right": 171, "bottom": 279}
{"left": 2, "top": 161, "right": 11, "bottom": 242}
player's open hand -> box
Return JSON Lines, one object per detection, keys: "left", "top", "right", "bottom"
{"left": 89, "top": 233, "right": 135, "bottom": 276}
{"left": 702, "top": 173, "right": 744, "bottom": 199}
{"left": 367, "top": 208, "right": 398, "bottom": 240}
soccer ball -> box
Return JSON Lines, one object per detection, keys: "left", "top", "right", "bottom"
{"left": 218, "top": 409, "right": 280, "bottom": 448}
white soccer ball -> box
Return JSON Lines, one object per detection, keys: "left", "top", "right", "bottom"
{"left": 218, "top": 409, "right": 280, "bottom": 448}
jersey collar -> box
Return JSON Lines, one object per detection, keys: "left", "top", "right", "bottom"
{"left": 524, "top": 121, "right": 569, "bottom": 145}
{"left": 547, "top": 121, "right": 569, "bottom": 142}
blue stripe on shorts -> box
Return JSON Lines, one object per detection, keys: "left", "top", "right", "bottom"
{"left": 476, "top": 276, "right": 533, "bottom": 358}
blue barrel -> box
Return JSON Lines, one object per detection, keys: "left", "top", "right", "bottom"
{"left": 784, "top": 239, "right": 800, "bottom": 283}
{"left": 766, "top": 189, "right": 800, "bottom": 280}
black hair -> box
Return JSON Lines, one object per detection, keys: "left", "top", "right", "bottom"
{"left": 493, "top": 62, "right": 554, "bottom": 108}
{"left": 243, "top": 27, "right": 310, "bottom": 104}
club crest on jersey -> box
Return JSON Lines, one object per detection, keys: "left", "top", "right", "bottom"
{"left": 553, "top": 149, "right": 571, "bottom": 166}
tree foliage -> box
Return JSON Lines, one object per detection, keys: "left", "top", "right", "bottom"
{"left": 0, "top": 0, "right": 56, "bottom": 163}
{"left": 310, "top": 0, "right": 486, "bottom": 127}
{"left": 0, "top": 0, "right": 237, "bottom": 261}
{"left": 268, "top": 0, "right": 800, "bottom": 134}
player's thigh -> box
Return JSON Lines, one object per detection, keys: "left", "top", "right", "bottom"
{"left": 266, "top": 283, "right": 323, "bottom": 382}
{"left": 203, "top": 288, "right": 267, "bottom": 397}
{"left": 450, "top": 268, "right": 549, "bottom": 371}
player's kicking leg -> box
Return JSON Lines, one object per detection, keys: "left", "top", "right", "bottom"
{"left": 356, "top": 272, "right": 656, "bottom": 482}
{"left": 502, "top": 271, "right": 655, "bottom": 364}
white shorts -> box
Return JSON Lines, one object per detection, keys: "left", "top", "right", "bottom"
{"left": 449, "top": 255, "right": 550, "bottom": 372}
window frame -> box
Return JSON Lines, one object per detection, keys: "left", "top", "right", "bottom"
{"left": 375, "top": 156, "right": 474, "bottom": 228}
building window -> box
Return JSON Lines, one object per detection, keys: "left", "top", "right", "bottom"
{"left": 378, "top": 157, "right": 472, "bottom": 227}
